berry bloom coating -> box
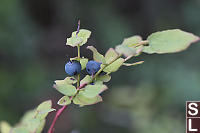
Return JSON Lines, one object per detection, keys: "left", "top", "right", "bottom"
{"left": 86, "top": 60, "right": 101, "bottom": 75}
{"left": 65, "top": 61, "right": 82, "bottom": 76}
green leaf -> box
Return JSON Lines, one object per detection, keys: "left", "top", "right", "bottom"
{"left": 21, "top": 101, "right": 52, "bottom": 132}
{"left": 122, "top": 35, "right": 142, "bottom": 47}
{"left": 37, "top": 109, "right": 56, "bottom": 115}
{"left": 25, "top": 119, "right": 42, "bottom": 133}
{"left": 96, "top": 75, "right": 111, "bottom": 82}
{"left": 87, "top": 46, "right": 106, "bottom": 64}
{"left": 20, "top": 110, "right": 36, "bottom": 124}
{"left": 103, "top": 58, "right": 124, "bottom": 73}
{"left": 55, "top": 77, "right": 77, "bottom": 85}
{"left": 35, "top": 120, "right": 45, "bottom": 133}
{"left": 0, "top": 121, "right": 11, "bottom": 133}
{"left": 73, "top": 92, "right": 102, "bottom": 107}
{"left": 54, "top": 77, "right": 77, "bottom": 96}
{"left": 11, "top": 127, "right": 29, "bottom": 133}
{"left": 80, "top": 58, "right": 88, "bottom": 70}
{"left": 36, "top": 100, "right": 53, "bottom": 119}
{"left": 5, "top": 101, "right": 53, "bottom": 133}
{"left": 105, "top": 48, "right": 118, "bottom": 64}
{"left": 119, "top": 35, "right": 144, "bottom": 57}
{"left": 23, "top": 116, "right": 45, "bottom": 133}
{"left": 66, "top": 29, "right": 91, "bottom": 47}
{"left": 70, "top": 57, "right": 88, "bottom": 70}
{"left": 66, "top": 36, "right": 83, "bottom": 47}
{"left": 57, "top": 96, "right": 71, "bottom": 106}
{"left": 18, "top": 101, "right": 52, "bottom": 133}
{"left": 82, "top": 84, "right": 108, "bottom": 98}
{"left": 143, "top": 29, "right": 200, "bottom": 54}
{"left": 123, "top": 61, "right": 144, "bottom": 66}
{"left": 80, "top": 75, "right": 92, "bottom": 85}
{"left": 54, "top": 84, "right": 77, "bottom": 96}
{"left": 72, "top": 29, "right": 91, "bottom": 46}
{"left": 115, "top": 45, "right": 136, "bottom": 57}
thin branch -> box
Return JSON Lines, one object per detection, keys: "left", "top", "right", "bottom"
{"left": 76, "top": 20, "right": 81, "bottom": 88}
{"left": 48, "top": 105, "right": 68, "bottom": 133}
{"left": 134, "top": 40, "right": 149, "bottom": 47}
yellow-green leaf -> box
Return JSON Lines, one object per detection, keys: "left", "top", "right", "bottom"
{"left": 35, "top": 120, "right": 45, "bottom": 133}
{"left": 54, "top": 83, "right": 77, "bottom": 96}
{"left": 20, "top": 110, "right": 36, "bottom": 124}
{"left": 26, "top": 119, "right": 41, "bottom": 133}
{"left": 66, "top": 29, "right": 91, "bottom": 47}
{"left": 54, "top": 77, "right": 77, "bottom": 96}
{"left": 105, "top": 48, "right": 118, "bottom": 64}
{"left": 70, "top": 57, "right": 89, "bottom": 70}
{"left": 57, "top": 96, "right": 71, "bottom": 106}
{"left": 11, "top": 127, "right": 29, "bottom": 133}
{"left": 87, "top": 46, "right": 106, "bottom": 64}
{"left": 0, "top": 121, "right": 11, "bottom": 133}
{"left": 55, "top": 77, "right": 77, "bottom": 85}
{"left": 96, "top": 75, "right": 111, "bottom": 82}
{"left": 36, "top": 100, "right": 53, "bottom": 119}
{"left": 103, "top": 58, "right": 124, "bottom": 73}
{"left": 72, "top": 29, "right": 91, "bottom": 46}
{"left": 66, "top": 36, "right": 83, "bottom": 47}
{"left": 143, "top": 29, "right": 200, "bottom": 54}
{"left": 115, "top": 45, "right": 136, "bottom": 57}
{"left": 73, "top": 92, "right": 102, "bottom": 107}
{"left": 82, "top": 84, "right": 108, "bottom": 98}
{"left": 80, "top": 58, "right": 88, "bottom": 70}
{"left": 80, "top": 75, "right": 92, "bottom": 85}
{"left": 122, "top": 35, "right": 142, "bottom": 47}
{"left": 7, "top": 101, "right": 53, "bottom": 133}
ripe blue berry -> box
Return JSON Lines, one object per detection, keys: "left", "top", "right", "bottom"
{"left": 65, "top": 61, "right": 82, "bottom": 76}
{"left": 86, "top": 60, "right": 101, "bottom": 75}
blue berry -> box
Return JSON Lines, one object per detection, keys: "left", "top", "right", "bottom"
{"left": 65, "top": 61, "right": 81, "bottom": 76}
{"left": 86, "top": 60, "right": 101, "bottom": 75}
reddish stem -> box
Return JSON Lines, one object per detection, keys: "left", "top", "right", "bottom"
{"left": 48, "top": 105, "right": 68, "bottom": 133}
{"left": 48, "top": 83, "right": 87, "bottom": 133}
{"left": 77, "top": 83, "right": 87, "bottom": 90}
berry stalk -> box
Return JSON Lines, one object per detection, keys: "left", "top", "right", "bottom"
{"left": 76, "top": 44, "right": 81, "bottom": 88}
{"left": 76, "top": 20, "right": 81, "bottom": 88}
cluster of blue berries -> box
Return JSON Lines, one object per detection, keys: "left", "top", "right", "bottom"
{"left": 65, "top": 60, "right": 101, "bottom": 76}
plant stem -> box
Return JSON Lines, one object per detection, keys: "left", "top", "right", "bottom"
{"left": 77, "top": 74, "right": 80, "bottom": 88}
{"left": 77, "top": 45, "right": 80, "bottom": 59}
{"left": 48, "top": 105, "right": 68, "bottom": 133}
{"left": 77, "top": 44, "right": 81, "bottom": 88}
{"left": 134, "top": 40, "right": 149, "bottom": 47}
{"left": 76, "top": 20, "right": 81, "bottom": 88}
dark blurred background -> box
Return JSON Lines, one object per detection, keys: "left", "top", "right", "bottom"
{"left": 1, "top": 0, "right": 200, "bottom": 133}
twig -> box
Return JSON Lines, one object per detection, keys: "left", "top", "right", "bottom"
{"left": 134, "top": 40, "right": 149, "bottom": 47}
{"left": 48, "top": 105, "right": 68, "bottom": 133}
